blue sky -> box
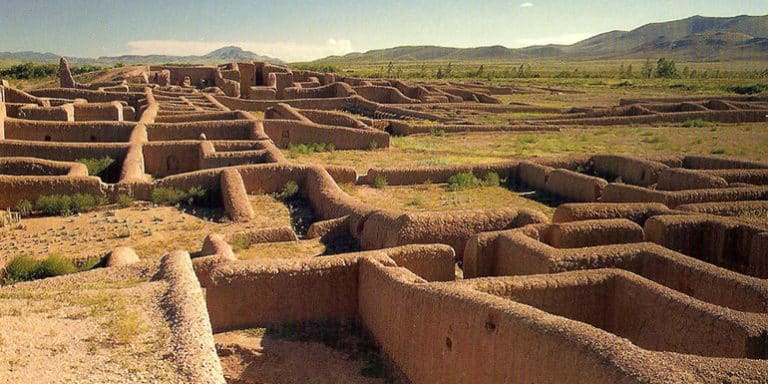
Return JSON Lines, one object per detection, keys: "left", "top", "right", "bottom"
{"left": 1, "top": 0, "right": 766, "bottom": 61}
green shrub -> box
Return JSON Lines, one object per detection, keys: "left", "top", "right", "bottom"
{"left": 151, "top": 187, "right": 211, "bottom": 207}
{"left": 728, "top": 84, "right": 767, "bottom": 95}
{"left": 483, "top": 172, "right": 501, "bottom": 187}
{"left": 278, "top": 181, "right": 300, "bottom": 200}
{"left": 372, "top": 175, "right": 388, "bottom": 189}
{"left": 0, "top": 62, "right": 57, "bottom": 79}
{"left": 117, "top": 194, "right": 134, "bottom": 208}
{"left": 14, "top": 199, "right": 33, "bottom": 217}
{"left": 680, "top": 119, "right": 713, "bottom": 128}
{"left": 3, "top": 255, "right": 40, "bottom": 283}
{"left": 34, "top": 193, "right": 105, "bottom": 216}
{"left": 288, "top": 143, "right": 335, "bottom": 156}
{"left": 77, "top": 157, "right": 115, "bottom": 177}
{"left": 711, "top": 148, "right": 726, "bottom": 155}
{"left": 448, "top": 172, "right": 482, "bottom": 191}
{"left": 3, "top": 254, "right": 81, "bottom": 284}
{"left": 37, "top": 254, "right": 77, "bottom": 277}
{"left": 151, "top": 187, "right": 187, "bottom": 206}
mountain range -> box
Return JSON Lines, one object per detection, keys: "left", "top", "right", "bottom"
{"left": 314, "top": 14, "right": 768, "bottom": 63}
{"left": 0, "top": 46, "right": 282, "bottom": 65}
{"left": 1, "top": 15, "right": 766, "bottom": 66}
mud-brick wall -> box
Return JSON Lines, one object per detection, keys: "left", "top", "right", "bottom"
{"left": 4, "top": 120, "right": 135, "bottom": 142}
{"left": 150, "top": 66, "right": 218, "bottom": 87}
{"left": 142, "top": 142, "right": 202, "bottom": 177}
{"left": 146, "top": 120, "right": 255, "bottom": 141}
{"left": 0, "top": 141, "right": 127, "bottom": 162}
{"left": 0, "top": 175, "right": 104, "bottom": 208}
{"left": 0, "top": 101, "right": 5, "bottom": 140}
{"left": 262, "top": 120, "right": 390, "bottom": 150}
{"left": 357, "top": 259, "right": 651, "bottom": 383}
{"left": 205, "top": 255, "right": 365, "bottom": 332}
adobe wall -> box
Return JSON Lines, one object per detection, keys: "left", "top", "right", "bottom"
{"left": 4, "top": 119, "right": 134, "bottom": 142}
{"left": 73, "top": 101, "right": 124, "bottom": 122}
{"left": 464, "top": 270, "right": 767, "bottom": 358}
{"left": 29, "top": 88, "right": 143, "bottom": 109}
{"left": 0, "top": 140, "right": 128, "bottom": 162}
{"left": 644, "top": 214, "right": 768, "bottom": 277}
{"left": 545, "top": 169, "right": 608, "bottom": 202}
{"left": 220, "top": 168, "right": 255, "bottom": 222}
{"left": 205, "top": 253, "right": 383, "bottom": 332}
{"left": 0, "top": 175, "right": 105, "bottom": 208}
{"left": 0, "top": 157, "right": 84, "bottom": 176}
{"left": 359, "top": 208, "right": 548, "bottom": 260}
{"left": 142, "top": 141, "right": 202, "bottom": 177}
{"left": 553, "top": 202, "right": 674, "bottom": 225}
{"left": 360, "top": 162, "right": 517, "bottom": 186}
{"left": 602, "top": 183, "right": 768, "bottom": 208}
{"left": 147, "top": 120, "right": 257, "bottom": 141}
{"left": 357, "top": 258, "right": 675, "bottom": 383}
{"left": 591, "top": 155, "right": 669, "bottom": 186}
{"left": 262, "top": 119, "right": 390, "bottom": 150}
{"left": 0, "top": 100, "right": 5, "bottom": 140}
{"left": 149, "top": 66, "right": 218, "bottom": 87}
{"left": 702, "top": 169, "right": 768, "bottom": 185}
{"left": 157, "top": 251, "right": 226, "bottom": 384}
{"left": 154, "top": 111, "right": 242, "bottom": 123}
{"left": 682, "top": 155, "right": 768, "bottom": 170}
{"left": 656, "top": 168, "right": 729, "bottom": 191}
{"left": 18, "top": 104, "right": 74, "bottom": 121}
{"left": 213, "top": 94, "right": 353, "bottom": 112}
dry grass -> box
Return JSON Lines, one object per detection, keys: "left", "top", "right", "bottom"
{"left": 236, "top": 239, "right": 327, "bottom": 260}
{"left": 341, "top": 183, "right": 555, "bottom": 217}
{"left": 286, "top": 124, "right": 767, "bottom": 173}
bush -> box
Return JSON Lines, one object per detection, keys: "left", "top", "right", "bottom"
{"left": 3, "top": 254, "right": 82, "bottom": 284}
{"left": 728, "top": 84, "right": 767, "bottom": 95}
{"left": 288, "top": 143, "right": 335, "bottom": 156}
{"left": 448, "top": 172, "right": 482, "bottom": 191}
{"left": 151, "top": 187, "right": 211, "bottom": 207}
{"left": 372, "top": 175, "right": 388, "bottom": 189}
{"left": 77, "top": 157, "right": 115, "bottom": 177}
{"left": 680, "top": 119, "right": 713, "bottom": 128}
{"left": 3, "top": 255, "right": 40, "bottom": 283}
{"left": 483, "top": 172, "right": 501, "bottom": 187}
{"left": 34, "top": 193, "right": 106, "bottom": 216}
{"left": 14, "top": 199, "right": 33, "bottom": 217}
{"left": 0, "top": 62, "right": 57, "bottom": 79}
{"left": 278, "top": 181, "right": 299, "bottom": 200}
{"left": 71, "top": 65, "right": 104, "bottom": 75}
{"left": 117, "top": 194, "right": 134, "bottom": 208}
{"left": 37, "top": 254, "right": 77, "bottom": 277}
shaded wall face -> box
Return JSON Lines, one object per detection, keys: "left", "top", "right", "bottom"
{"left": 0, "top": 101, "right": 5, "bottom": 140}
{"left": 142, "top": 142, "right": 202, "bottom": 177}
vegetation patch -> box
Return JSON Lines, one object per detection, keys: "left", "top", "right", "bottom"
{"left": 288, "top": 143, "right": 335, "bottom": 157}
{"left": 151, "top": 187, "right": 217, "bottom": 207}
{"left": 3, "top": 254, "right": 89, "bottom": 284}
{"left": 448, "top": 171, "right": 500, "bottom": 191}
{"left": 34, "top": 193, "right": 107, "bottom": 216}
{"left": 77, "top": 157, "right": 116, "bottom": 178}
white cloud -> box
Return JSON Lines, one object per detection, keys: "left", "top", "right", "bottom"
{"left": 513, "top": 32, "right": 595, "bottom": 47}
{"left": 519, "top": 2, "right": 534, "bottom": 7}
{"left": 124, "top": 38, "right": 353, "bottom": 62}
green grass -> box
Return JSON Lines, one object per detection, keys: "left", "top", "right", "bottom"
{"left": 151, "top": 186, "right": 211, "bottom": 206}
{"left": 372, "top": 175, "right": 388, "bottom": 189}
{"left": 34, "top": 193, "right": 107, "bottom": 216}
{"left": 3, "top": 254, "right": 85, "bottom": 284}
{"left": 77, "top": 157, "right": 115, "bottom": 178}
{"left": 277, "top": 181, "right": 299, "bottom": 201}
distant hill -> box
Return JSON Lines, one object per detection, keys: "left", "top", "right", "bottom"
{"left": 315, "top": 14, "right": 768, "bottom": 63}
{"left": 0, "top": 46, "right": 283, "bottom": 66}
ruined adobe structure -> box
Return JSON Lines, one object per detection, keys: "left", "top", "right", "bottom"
{"left": 0, "top": 59, "right": 767, "bottom": 383}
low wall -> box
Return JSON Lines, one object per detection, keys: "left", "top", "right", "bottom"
{"left": 0, "top": 140, "right": 128, "bottom": 162}
{"left": 263, "top": 119, "right": 390, "bottom": 150}
{"left": 657, "top": 168, "right": 729, "bottom": 191}
{"left": 591, "top": 154, "right": 668, "bottom": 186}
{"left": 4, "top": 119, "right": 134, "bottom": 142}
{"left": 0, "top": 175, "right": 105, "bottom": 208}
{"left": 552, "top": 202, "right": 674, "bottom": 225}
{"left": 602, "top": 183, "right": 768, "bottom": 208}
{"left": 360, "top": 162, "right": 517, "bottom": 186}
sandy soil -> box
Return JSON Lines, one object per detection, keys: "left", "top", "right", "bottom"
{"left": 0, "top": 261, "right": 183, "bottom": 383}
{"left": 215, "top": 330, "right": 404, "bottom": 384}
{"left": 0, "top": 195, "right": 292, "bottom": 268}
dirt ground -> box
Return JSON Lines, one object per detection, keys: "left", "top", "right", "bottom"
{"left": 0, "top": 195, "right": 292, "bottom": 269}
{"left": 216, "top": 326, "right": 407, "bottom": 384}
{"left": 342, "top": 183, "right": 555, "bottom": 217}
{"left": 0, "top": 261, "right": 183, "bottom": 383}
